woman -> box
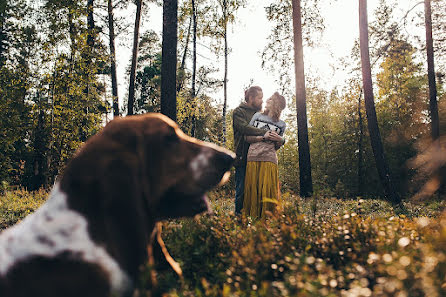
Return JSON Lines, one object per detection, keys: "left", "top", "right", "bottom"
{"left": 242, "top": 92, "right": 286, "bottom": 219}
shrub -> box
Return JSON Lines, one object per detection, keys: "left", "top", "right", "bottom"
{"left": 0, "top": 188, "right": 48, "bottom": 230}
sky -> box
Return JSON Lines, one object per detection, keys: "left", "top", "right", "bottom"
{"left": 115, "top": 0, "right": 424, "bottom": 113}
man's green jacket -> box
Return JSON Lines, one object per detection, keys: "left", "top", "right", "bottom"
{"left": 232, "top": 103, "right": 265, "bottom": 167}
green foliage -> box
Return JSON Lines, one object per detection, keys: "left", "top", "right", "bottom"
{"left": 0, "top": 188, "right": 48, "bottom": 230}
{"left": 262, "top": 0, "right": 325, "bottom": 97}
{"left": 0, "top": 0, "right": 107, "bottom": 188}
{"left": 134, "top": 31, "right": 162, "bottom": 114}
{"left": 0, "top": 2, "right": 35, "bottom": 185}
{"left": 376, "top": 39, "right": 427, "bottom": 196}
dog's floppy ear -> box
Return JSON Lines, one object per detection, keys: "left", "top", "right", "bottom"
{"left": 147, "top": 223, "right": 183, "bottom": 289}
{"left": 60, "top": 118, "right": 155, "bottom": 278}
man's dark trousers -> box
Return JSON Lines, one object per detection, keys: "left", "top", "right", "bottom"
{"left": 235, "top": 165, "right": 246, "bottom": 215}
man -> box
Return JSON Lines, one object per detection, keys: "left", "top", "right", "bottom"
{"left": 232, "top": 86, "right": 283, "bottom": 215}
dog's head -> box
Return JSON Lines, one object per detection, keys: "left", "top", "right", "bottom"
{"left": 76, "top": 113, "right": 235, "bottom": 221}
{"left": 135, "top": 114, "right": 234, "bottom": 219}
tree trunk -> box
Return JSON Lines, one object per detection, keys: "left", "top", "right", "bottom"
{"left": 191, "top": 0, "right": 197, "bottom": 99}
{"left": 128, "top": 0, "right": 142, "bottom": 116}
{"left": 291, "top": 0, "right": 313, "bottom": 197}
{"left": 81, "top": 0, "right": 95, "bottom": 142}
{"left": 161, "top": 0, "right": 178, "bottom": 121}
{"left": 176, "top": 14, "right": 192, "bottom": 93}
{"left": 357, "top": 89, "right": 364, "bottom": 197}
{"left": 222, "top": 1, "right": 228, "bottom": 145}
{"left": 191, "top": 0, "right": 197, "bottom": 137}
{"left": 68, "top": 8, "right": 75, "bottom": 68}
{"left": 32, "top": 108, "right": 48, "bottom": 190}
{"left": 87, "top": 0, "right": 94, "bottom": 49}
{"left": 108, "top": 0, "right": 119, "bottom": 117}
{"left": 424, "top": 0, "right": 439, "bottom": 141}
{"left": 359, "top": 0, "right": 401, "bottom": 204}
{"left": 0, "top": 2, "right": 8, "bottom": 68}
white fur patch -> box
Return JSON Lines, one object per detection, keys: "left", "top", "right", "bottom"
{"left": 0, "top": 184, "right": 130, "bottom": 294}
{"left": 190, "top": 148, "right": 212, "bottom": 181}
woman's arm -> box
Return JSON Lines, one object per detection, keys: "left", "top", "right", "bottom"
{"left": 245, "top": 130, "right": 279, "bottom": 143}
{"left": 274, "top": 138, "right": 284, "bottom": 150}
{"left": 245, "top": 135, "right": 264, "bottom": 143}
{"left": 274, "top": 123, "right": 286, "bottom": 150}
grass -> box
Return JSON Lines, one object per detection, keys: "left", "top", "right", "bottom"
{"left": 0, "top": 188, "right": 445, "bottom": 296}
{"left": 0, "top": 187, "right": 47, "bottom": 230}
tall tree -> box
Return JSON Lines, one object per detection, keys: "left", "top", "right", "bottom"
{"left": 191, "top": 0, "right": 197, "bottom": 100}
{"left": 358, "top": 0, "right": 400, "bottom": 204}
{"left": 160, "top": 0, "right": 178, "bottom": 121}
{"left": 42, "top": 0, "right": 105, "bottom": 182}
{"left": 87, "top": 0, "right": 94, "bottom": 50}
{"left": 108, "top": 0, "right": 119, "bottom": 117}
{"left": 356, "top": 89, "right": 364, "bottom": 197}
{"left": 188, "top": 0, "right": 198, "bottom": 136}
{"left": 177, "top": 12, "right": 191, "bottom": 94}
{"left": 128, "top": 0, "right": 143, "bottom": 116}
{"left": 0, "top": 0, "right": 35, "bottom": 185}
{"left": 262, "top": 0, "right": 324, "bottom": 98}
{"left": 424, "top": 0, "right": 439, "bottom": 141}
{"left": 205, "top": 0, "right": 245, "bottom": 143}
{"left": 0, "top": 0, "right": 10, "bottom": 67}
{"left": 220, "top": 0, "right": 228, "bottom": 145}
{"left": 134, "top": 31, "right": 161, "bottom": 113}
{"left": 291, "top": 0, "right": 313, "bottom": 197}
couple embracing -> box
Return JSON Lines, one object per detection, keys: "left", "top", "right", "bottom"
{"left": 232, "top": 86, "right": 286, "bottom": 219}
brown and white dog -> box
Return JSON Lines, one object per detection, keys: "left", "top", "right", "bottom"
{"left": 0, "top": 113, "right": 234, "bottom": 297}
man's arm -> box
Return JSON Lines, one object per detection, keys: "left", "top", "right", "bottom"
{"left": 233, "top": 110, "right": 264, "bottom": 136}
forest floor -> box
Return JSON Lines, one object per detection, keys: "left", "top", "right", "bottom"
{"left": 0, "top": 188, "right": 445, "bottom": 296}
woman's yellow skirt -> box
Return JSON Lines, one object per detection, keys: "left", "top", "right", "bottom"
{"left": 242, "top": 161, "right": 280, "bottom": 219}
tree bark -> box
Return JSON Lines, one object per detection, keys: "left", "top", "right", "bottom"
{"left": 222, "top": 1, "right": 228, "bottom": 145}
{"left": 424, "top": 0, "right": 439, "bottom": 141}
{"left": 108, "top": 0, "right": 119, "bottom": 117}
{"left": 161, "top": 0, "right": 178, "bottom": 121}
{"left": 68, "top": 8, "right": 75, "bottom": 68}
{"left": 357, "top": 89, "right": 364, "bottom": 197}
{"left": 191, "top": 0, "right": 197, "bottom": 99}
{"left": 359, "top": 0, "right": 401, "bottom": 204}
{"left": 0, "top": 2, "right": 8, "bottom": 67}
{"left": 176, "top": 14, "right": 192, "bottom": 93}
{"left": 291, "top": 0, "right": 313, "bottom": 197}
{"left": 32, "top": 108, "right": 48, "bottom": 190}
{"left": 191, "top": 0, "right": 197, "bottom": 137}
{"left": 128, "top": 0, "right": 142, "bottom": 116}
{"left": 87, "top": 0, "right": 94, "bottom": 49}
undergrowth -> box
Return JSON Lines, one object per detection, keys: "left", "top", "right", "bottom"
{"left": 0, "top": 188, "right": 445, "bottom": 296}
{"left": 0, "top": 188, "right": 47, "bottom": 230}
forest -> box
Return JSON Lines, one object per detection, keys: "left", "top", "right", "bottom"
{"left": 0, "top": 0, "right": 445, "bottom": 296}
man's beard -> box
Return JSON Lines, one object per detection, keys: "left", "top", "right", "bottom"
{"left": 255, "top": 103, "right": 263, "bottom": 111}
